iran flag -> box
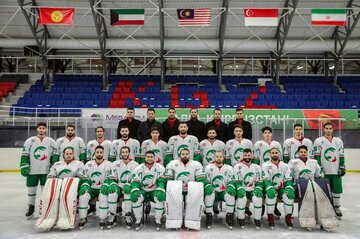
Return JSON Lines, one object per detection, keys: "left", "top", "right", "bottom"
{"left": 244, "top": 8, "right": 279, "bottom": 26}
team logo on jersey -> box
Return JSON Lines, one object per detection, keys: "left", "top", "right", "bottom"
{"left": 263, "top": 149, "right": 271, "bottom": 162}
{"left": 212, "top": 175, "right": 226, "bottom": 190}
{"left": 58, "top": 169, "right": 72, "bottom": 177}
{"left": 33, "top": 146, "right": 47, "bottom": 161}
{"left": 324, "top": 147, "right": 337, "bottom": 162}
{"left": 299, "top": 169, "right": 312, "bottom": 179}
{"left": 234, "top": 148, "right": 244, "bottom": 161}
{"left": 294, "top": 149, "right": 299, "bottom": 159}
{"left": 120, "top": 170, "right": 130, "bottom": 184}
{"left": 152, "top": 149, "right": 162, "bottom": 163}
{"left": 91, "top": 171, "right": 103, "bottom": 186}
{"left": 271, "top": 173, "right": 283, "bottom": 189}
{"left": 177, "top": 145, "right": 189, "bottom": 157}
{"left": 205, "top": 149, "right": 216, "bottom": 163}
{"left": 176, "top": 172, "right": 190, "bottom": 187}
{"left": 141, "top": 174, "right": 155, "bottom": 188}
{"left": 243, "top": 172, "right": 255, "bottom": 187}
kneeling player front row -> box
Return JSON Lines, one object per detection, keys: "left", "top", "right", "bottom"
{"left": 35, "top": 142, "right": 339, "bottom": 231}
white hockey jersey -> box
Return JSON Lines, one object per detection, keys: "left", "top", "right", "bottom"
{"left": 48, "top": 160, "right": 84, "bottom": 179}
{"left": 288, "top": 158, "right": 324, "bottom": 180}
{"left": 54, "top": 136, "right": 86, "bottom": 161}
{"left": 109, "top": 138, "right": 141, "bottom": 162}
{"left": 132, "top": 163, "right": 166, "bottom": 192}
{"left": 262, "top": 161, "right": 292, "bottom": 190}
{"left": 233, "top": 161, "right": 262, "bottom": 192}
{"left": 314, "top": 136, "right": 344, "bottom": 175}
{"left": 108, "top": 160, "right": 139, "bottom": 188}
{"left": 22, "top": 136, "right": 56, "bottom": 174}
{"left": 226, "top": 138, "right": 253, "bottom": 166}
{"left": 204, "top": 164, "right": 234, "bottom": 192}
{"left": 140, "top": 139, "right": 168, "bottom": 165}
{"left": 166, "top": 135, "right": 200, "bottom": 161}
{"left": 86, "top": 139, "right": 112, "bottom": 161}
{"left": 254, "top": 140, "right": 282, "bottom": 165}
{"left": 199, "top": 139, "right": 228, "bottom": 167}
{"left": 283, "top": 137, "right": 313, "bottom": 160}
{"left": 80, "top": 160, "right": 113, "bottom": 189}
{"left": 165, "top": 160, "right": 205, "bottom": 192}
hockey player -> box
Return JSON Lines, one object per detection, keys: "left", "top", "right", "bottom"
{"left": 253, "top": 126, "right": 282, "bottom": 165}
{"left": 199, "top": 127, "right": 229, "bottom": 167}
{"left": 86, "top": 126, "right": 112, "bottom": 161}
{"left": 53, "top": 125, "right": 87, "bottom": 163}
{"left": 262, "top": 147, "right": 294, "bottom": 229}
{"left": 204, "top": 150, "right": 235, "bottom": 229}
{"left": 47, "top": 147, "right": 84, "bottom": 179}
{"left": 20, "top": 122, "right": 56, "bottom": 217}
{"left": 106, "top": 146, "right": 139, "bottom": 229}
{"left": 283, "top": 124, "right": 313, "bottom": 163}
{"left": 109, "top": 125, "right": 141, "bottom": 163}
{"left": 140, "top": 127, "right": 168, "bottom": 165}
{"left": 314, "top": 122, "right": 345, "bottom": 217}
{"left": 226, "top": 125, "right": 253, "bottom": 166}
{"left": 130, "top": 150, "right": 167, "bottom": 231}
{"left": 77, "top": 146, "right": 113, "bottom": 229}
{"left": 233, "top": 148, "right": 263, "bottom": 229}
{"left": 164, "top": 122, "right": 201, "bottom": 166}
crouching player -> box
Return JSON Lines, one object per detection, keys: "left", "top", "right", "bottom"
{"left": 262, "top": 147, "right": 294, "bottom": 229}
{"left": 77, "top": 146, "right": 113, "bottom": 229}
{"left": 204, "top": 150, "right": 235, "bottom": 229}
{"left": 130, "top": 150, "right": 166, "bottom": 231}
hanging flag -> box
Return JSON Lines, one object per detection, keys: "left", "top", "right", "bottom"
{"left": 243, "top": 8, "right": 279, "bottom": 26}
{"left": 111, "top": 9, "right": 145, "bottom": 26}
{"left": 311, "top": 9, "right": 346, "bottom": 26}
{"left": 177, "top": 8, "right": 211, "bottom": 26}
{"left": 38, "top": 7, "right": 74, "bottom": 25}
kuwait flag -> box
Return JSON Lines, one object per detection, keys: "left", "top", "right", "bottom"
{"left": 244, "top": 8, "right": 278, "bottom": 26}
{"left": 311, "top": 9, "right": 346, "bottom": 26}
{"left": 38, "top": 7, "right": 74, "bottom": 25}
{"left": 111, "top": 9, "right": 145, "bottom": 26}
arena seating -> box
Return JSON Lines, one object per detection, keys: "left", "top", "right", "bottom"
{"left": 0, "top": 74, "right": 25, "bottom": 99}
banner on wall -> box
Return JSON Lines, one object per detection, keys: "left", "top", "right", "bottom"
{"left": 82, "top": 108, "right": 358, "bottom": 129}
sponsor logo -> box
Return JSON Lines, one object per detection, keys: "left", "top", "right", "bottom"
{"left": 91, "top": 113, "right": 103, "bottom": 122}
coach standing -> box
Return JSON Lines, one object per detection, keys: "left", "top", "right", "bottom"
{"left": 228, "top": 108, "right": 252, "bottom": 140}
{"left": 117, "top": 107, "right": 141, "bottom": 140}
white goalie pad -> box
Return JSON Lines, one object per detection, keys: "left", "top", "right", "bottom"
{"left": 298, "top": 180, "right": 316, "bottom": 229}
{"left": 36, "top": 178, "right": 62, "bottom": 230}
{"left": 184, "top": 181, "right": 204, "bottom": 230}
{"left": 56, "top": 177, "right": 80, "bottom": 230}
{"left": 165, "top": 180, "right": 183, "bottom": 229}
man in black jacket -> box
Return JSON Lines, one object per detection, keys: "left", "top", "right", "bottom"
{"left": 205, "top": 108, "right": 229, "bottom": 143}
{"left": 161, "top": 107, "right": 180, "bottom": 142}
{"left": 186, "top": 108, "right": 206, "bottom": 141}
{"left": 228, "top": 108, "right": 252, "bottom": 140}
{"left": 117, "top": 108, "right": 141, "bottom": 140}
{"left": 137, "top": 108, "right": 162, "bottom": 143}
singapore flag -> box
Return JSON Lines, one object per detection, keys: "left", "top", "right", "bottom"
{"left": 244, "top": 8, "right": 278, "bottom": 26}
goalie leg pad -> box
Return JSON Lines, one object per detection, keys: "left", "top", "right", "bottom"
{"left": 297, "top": 179, "right": 316, "bottom": 228}
{"left": 36, "top": 178, "right": 62, "bottom": 230}
{"left": 57, "top": 177, "right": 79, "bottom": 229}
{"left": 165, "top": 180, "right": 183, "bottom": 229}
{"left": 185, "top": 181, "right": 204, "bottom": 230}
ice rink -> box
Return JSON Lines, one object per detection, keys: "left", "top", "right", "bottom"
{"left": 1, "top": 173, "right": 360, "bottom": 239}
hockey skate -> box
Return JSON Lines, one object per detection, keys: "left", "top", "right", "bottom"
{"left": 87, "top": 204, "right": 96, "bottom": 217}
{"left": 125, "top": 212, "right": 133, "bottom": 229}
{"left": 78, "top": 218, "right": 87, "bottom": 230}
{"left": 26, "top": 205, "right": 35, "bottom": 218}
{"left": 285, "top": 214, "right": 293, "bottom": 230}
{"left": 155, "top": 222, "right": 161, "bottom": 231}
{"left": 213, "top": 205, "right": 220, "bottom": 215}
{"left": 334, "top": 206, "right": 343, "bottom": 218}
{"left": 274, "top": 204, "right": 281, "bottom": 218}
{"left": 106, "top": 213, "right": 117, "bottom": 229}
{"left": 134, "top": 222, "right": 142, "bottom": 231}
{"left": 254, "top": 219, "right": 261, "bottom": 229}
{"left": 267, "top": 214, "right": 275, "bottom": 229}
{"left": 245, "top": 207, "right": 252, "bottom": 217}
{"left": 237, "top": 218, "right": 245, "bottom": 229}
{"left": 226, "top": 213, "right": 234, "bottom": 230}
{"left": 99, "top": 220, "right": 106, "bottom": 229}
{"left": 205, "top": 213, "right": 212, "bottom": 229}
{"left": 116, "top": 206, "right": 122, "bottom": 217}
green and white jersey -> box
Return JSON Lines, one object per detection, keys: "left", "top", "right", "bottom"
{"left": 86, "top": 139, "right": 112, "bottom": 161}
{"left": 54, "top": 136, "right": 86, "bottom": 161}
{"left": 204, "top": 164, "right": 234, "bottom": 193}
{"left": 140, "top": 139, "right": 168, "bottom": 165}
{"left": 109, "top": 138, "right": 140, "bottom": 162}
{"left": 22, "top": 136, "right": 56, "bottom": 174}
{"left": 226, "top": 138, "right": 253, "bottom": 166}
{"left": 314, "top": 136, "right": 344, "bottom": 175}
{"left": 199, "top": 139, "right": 228, "bottom": 167}
{"left": 254, "top": 140, "right": 282, "bottom": 165}
{"left": 262, "top": 161, "right": 292, "bottom": 190}
{"left": 48, "top": 160, "right": 84, "bottom": 179}
{"left": 288, "top": 158, "right": 323, "bottom": 180}
{"left": 233, "top": 161, "right": 262, "bottom": 192}
{"left": 165, "top": 160, "right": 205, "bottom": 192}
{"left": 80, "top": 160, "right": 113, "bottom": 189}
{"left": 108, "top": 160, "right": 139, "bottom": 188}
{"left": 132, "top": 163, "right": 165, "bottom": 192}
{"left": 283, "top": 137, "right": 313, "bottom": 159}
{"left": 166, "top": 135, "right": 200, "bottom": 161}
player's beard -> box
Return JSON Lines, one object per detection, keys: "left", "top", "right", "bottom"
{"left": 122, "top": 156, "right": 129, "bottom": 161}
{"left": 180, "top": 130, "right": 187, "bottom": 135}
{"left": 145, "top": 160, "right": 154, "bottom": 166}
{"left": 121, "top": 134, "right": 129, "bottom": 140}
{"left": 243, "top": 158, "right": 251, "bottom": 163}
{"left": 67, "top": 133, "right": 74, "bottom": 138}
{"left": 96, "top": 155, "right": 103, "bottom": 160}
{"left": 271, "top": 156, "right": 279, "bottom": 163}
{"left": 215, "top": 160, "right": 223, "bottom": 166}
{"left": 181, "top": 157, "right": 189, "bottom": 164}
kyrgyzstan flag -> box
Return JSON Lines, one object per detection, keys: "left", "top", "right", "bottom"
{"left": 38, "top": 7, "right": 75, "bottom": 25}
{"left": 244, "top": 8, "right": 278, "bottom": 26}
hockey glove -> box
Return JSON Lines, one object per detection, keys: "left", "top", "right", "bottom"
{"left": 338, "top": 166, "right": 346, "bottom": 177}
{"left": 78, "top": 183, "right": 90, "bottom": 196}
{"left": 20, "top": 165, "right": 30, "bottom": 177}
{"left": 235, "top": 182, "right": 246, "bottom": 198}
{"left": 131, "top": 189, "right": 141, "bottom": 203}
{"left": 266, "top": 186, "right": 276, "bottom": 199}
{"left": 154, "top": 187, "right": 166, "bottom": 202}
{"left": 100, "top": 183, "right": 109, "bottom": 195}
{"left": 123, "top": 183, "right": 132, "bottom": 194}
{"left": 253, "top": 186, "right": 263, "bottom": 198}
{"left": 284, "top": 186, "right": 295, "bottom": 200}
{"left": 20, "top": 155, "right": 30, "bottom": 177}
{"left": 226, "top": 184, "right": 236, "bottom": 196}
{"left": 108, "top": 182, "right": 118, "bottom": 194}
{"left": 204, "top": 184, "right": 214, "bottom": 196}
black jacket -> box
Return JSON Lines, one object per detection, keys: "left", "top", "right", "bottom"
{"left": 117, "top": 118, "right": 141, "bottom": 140}
{"left": 186, "top": 119, "right": 206, "bottom": 142}
{"left": 228, "top": 119, "right": 252, "bottom": 140}
{"left": 205, "top": 120, "right": 229, "bottom": 143}
{"left": 137, "top": 120, "right": 163, "bottom": 143}
{"left": 161, "top": 118, "right": 180, "bottom": 142}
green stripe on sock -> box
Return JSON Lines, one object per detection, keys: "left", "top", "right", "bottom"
{"left": 78, "top": 207, "right": 88, "bottom": 209}
{"left": 108, "top": 201, "right": 117, "bottom": 204}
{"left": 99, "top": 206, "right": 108, "bottom": 209}
{"left": 132, "top": 205, "right": 142, "bottom": 208}
{"left": 28, "top": 194, "right": 36, "bottom": 196}
{"left": 254, "top": 206, "right": 262, "bottom": 209}
{"left": 237, "top": 207, "right": 245, "bottom": 210}
{"left": 266, "top": 203, "right": 275, "bottom": 206}
{"left": 226, "top": 204, "right": 235, "bottom": 207}
{"left": 205, "top": 205, "right": 213, "bottom": 208}
{"left": 283, "top": 202, "right": 293, "bottom": 206}
{"left": 154, "top": 207, "right": 164, "bottom": 210}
